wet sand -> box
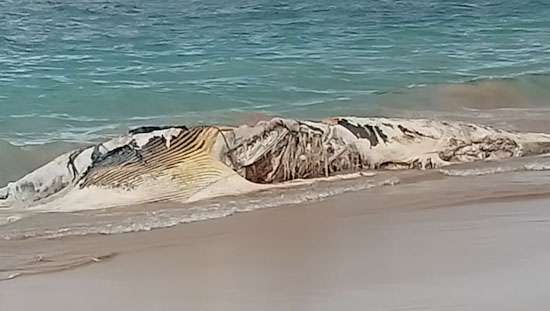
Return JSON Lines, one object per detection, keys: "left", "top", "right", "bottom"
{"left": 2, "top": 172, "right": 550, "bottom": 310}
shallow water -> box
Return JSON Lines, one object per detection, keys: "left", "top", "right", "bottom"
{"left": 2, "top": 159, "right": 550, "bottom": 281}
{"left": 2, "top": 0, "right": 550, "bottom": 145}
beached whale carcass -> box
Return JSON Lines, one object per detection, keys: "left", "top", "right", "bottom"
{"left": 223, "top": 117, "right": 550, "bottom": 181}
{"left": 2, "top": 117, "right": 550, "bottom": 209}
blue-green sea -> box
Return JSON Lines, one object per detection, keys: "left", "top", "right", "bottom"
{"left": 1, "top": 0, "right": 550, "bottom": 162}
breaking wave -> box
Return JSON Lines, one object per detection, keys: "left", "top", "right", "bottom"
{"left": 0, "top": 174, "right": 399, "bottom": 240}
{"left": 440, "top": 157, "right": 550, "bottom": 177}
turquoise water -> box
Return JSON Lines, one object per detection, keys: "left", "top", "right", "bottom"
{"left": 1, "top": 0, "right": 550, "bottom": 145}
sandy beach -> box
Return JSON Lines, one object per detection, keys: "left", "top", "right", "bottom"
{"left": 2, "top": 169, "right": 550, "bottom": 310}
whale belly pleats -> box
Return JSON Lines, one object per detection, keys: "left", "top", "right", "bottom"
{"left": 79, "top": 127, "right": 234, "bottom": 200}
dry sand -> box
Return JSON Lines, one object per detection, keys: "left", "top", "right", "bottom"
{"left": 2, "top": 172, "right": 550, "bottom": 310}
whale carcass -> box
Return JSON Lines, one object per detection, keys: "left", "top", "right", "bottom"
{"left": 2, "top": 117, "right": 550, "bottom": 209}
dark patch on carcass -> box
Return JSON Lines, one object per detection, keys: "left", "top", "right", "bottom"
{"left": 377, "top": 157, "right": 434, "bottom": 170}
{"left": 244, "top": 152, "right": 275, "bottom": 183}
{"left": 412, "top": 158, "right": 434, "bottom": 169}
{"left": 364, "top": 125, "right": 380, "bottom": 146}
{"left": 397, "top": 125, "right": 434, "bottom": 139}
{"left": 382, "top": 122, "right": 394, "bottom": 128}
{"left": 374, "top": 126, "right": 388, "bottom": 143}
{"left": 66, "top": 147, "right": 91, "bottom": 181}
{"left": 298, "top": 121, "right": 325, "bottom": 134}
{"left": 93, "top": 142, "right": 143, "bottom": 168}
{"left": 81, "top": 141, "right": 145, "bottom": 184}
{"left": 439, "top": 137, "right": 519, "bottom": 162}
{"left": 129, "top": 125, "right": 188, "bottom": 135}
{"left": 337, "top": 119, "right": 379, "bottom": 146}
{"left": 0, "top": 189, "right": 9, "bottom": 200}
{"left": 377, "top": 161, "right": 409, "bottom": 170}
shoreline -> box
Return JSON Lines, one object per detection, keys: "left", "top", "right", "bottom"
{"left": 2, "top": 170, "right": 550, "bottom": 310}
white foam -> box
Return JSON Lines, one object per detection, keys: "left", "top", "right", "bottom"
{"left": 523, "top": 163, "right": 550, "bottom": 171}
{"left": 440, "top": 161, "right": 550, "bottom": 177}
{"left": 0, "top": 215, "right": 22, "bottom": 226}
{"left": 440, "top": 166, "right": 518, "bottom": 177}
{"left": 0, "top": 175, "right": 400, "bottom": 240}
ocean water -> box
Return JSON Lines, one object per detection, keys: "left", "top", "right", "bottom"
{"left": 2, "top": 0, "right": 550, "bottom": 148}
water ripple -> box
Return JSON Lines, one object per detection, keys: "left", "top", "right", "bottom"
{"left": 1, "top": 0, "right": 550, "bottom": 144}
